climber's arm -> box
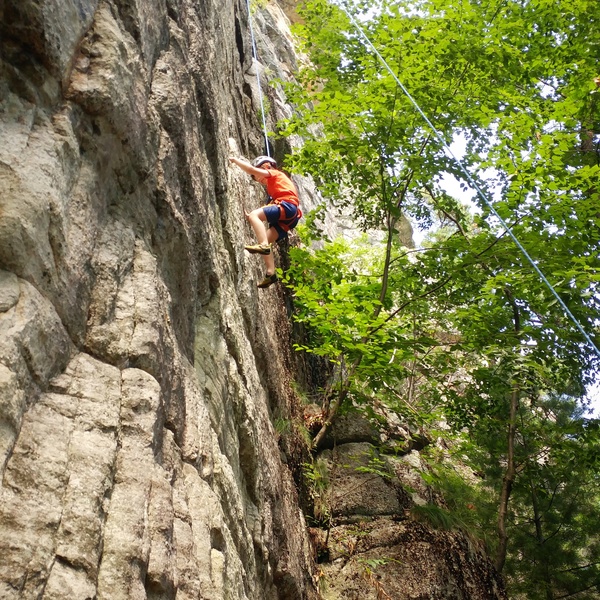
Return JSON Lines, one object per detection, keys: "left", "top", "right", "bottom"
{"left": 229, "top": 156, "right": 271, "bottom": 179}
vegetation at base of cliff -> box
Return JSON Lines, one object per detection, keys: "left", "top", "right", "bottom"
{"left": 413, "top": 460, "right": 497, "bottom": 544}
{"left": 302, "top": 457, "right": 332, "bottom": 526}
{"left": 277, "top": 0, "right": 600, "bottom": 597}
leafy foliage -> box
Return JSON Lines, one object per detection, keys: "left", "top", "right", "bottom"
{"left": 279, "top": 0, "right": 600, "bottom": 596}
{"left": 303, "top": 457, "right": 331, "bottom": 524}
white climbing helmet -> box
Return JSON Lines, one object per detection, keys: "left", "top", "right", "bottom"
{"left": 252, "top": 155, "right": 277, "bottom": 168}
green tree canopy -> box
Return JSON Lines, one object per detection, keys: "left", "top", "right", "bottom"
{"left": 278, "top": 0, "right": 600, "bottom": 596}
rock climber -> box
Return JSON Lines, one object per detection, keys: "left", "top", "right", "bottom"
{"left": 229, "top": 155, "right": 302, "bottom": 288}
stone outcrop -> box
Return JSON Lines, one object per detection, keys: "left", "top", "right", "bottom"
{"left": 311, "top": 416, "right": 507, "bottom": 599}
{"left": 321, "top": 518, "right": 505, "bottom": 600}
{"left": 0, "top": 0, "right": 317, "bottom": 598}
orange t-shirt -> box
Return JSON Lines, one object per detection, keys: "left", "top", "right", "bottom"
{"left": 265, "top": 170, "right": 299, "bottom": 206}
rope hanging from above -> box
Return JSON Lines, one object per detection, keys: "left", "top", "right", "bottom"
{"left": 244, "top": 0, "right": 271, "bottom": 157}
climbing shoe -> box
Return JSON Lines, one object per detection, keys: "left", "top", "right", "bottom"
{"left": 257, "top": 273, "right": 278, "bottom": 289}
{"left": 245, "top": 243, "right": 271, "bottom": 255}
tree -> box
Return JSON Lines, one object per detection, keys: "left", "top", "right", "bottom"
{"left": 279, "top": 0, "right": 600, "bottom": 594}
{"left": 281, "top": 0, "right": 599, "bottom": 431}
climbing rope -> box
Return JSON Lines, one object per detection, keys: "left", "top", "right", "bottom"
{"left": 338, "top": 2, "right": 600, "bottom": 360}
{"left": 245, "top": 0, "right": 271, "bottom": 157}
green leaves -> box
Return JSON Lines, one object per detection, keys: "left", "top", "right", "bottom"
{"left": 281, "top": 0, "right": 599, "bottom": 593}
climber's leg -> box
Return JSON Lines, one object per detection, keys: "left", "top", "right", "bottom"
{"left": 245, "top": 207, "right": 269, "bottom": 247}
{"left": 261, "top": 226, "right": 280, "bottom": 276}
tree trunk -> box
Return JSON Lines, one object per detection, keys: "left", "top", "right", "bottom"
{"left": 529, "top": 478, "right": 554, "bottom": 600}
{"left": 495, "top": 385, "right": 519, "bottom": 573}
{"left": 312, "top": 166, "right": 407, "bottom": 450}
{"left": 312, "top": 358, "right": 360, "bottom": 450}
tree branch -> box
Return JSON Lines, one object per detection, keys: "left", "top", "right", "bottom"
{"left": 556, "top": 582, "right": 600, "bottom": 599}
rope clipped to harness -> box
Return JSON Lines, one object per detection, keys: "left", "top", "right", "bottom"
{"left": 277, "top": 201, "right": 303, "bottom": 232}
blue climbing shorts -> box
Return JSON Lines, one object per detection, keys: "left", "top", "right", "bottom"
{"left": 263, "top": 202, "right": 300, "bottom": 238}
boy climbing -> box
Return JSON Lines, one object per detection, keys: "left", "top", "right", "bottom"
{"left": 229, "top": 155, "right": 302, "bottom": 288}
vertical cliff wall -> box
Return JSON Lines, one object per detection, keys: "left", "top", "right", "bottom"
{"left": 0, "top": 0, "right": 318, "bottom": 598}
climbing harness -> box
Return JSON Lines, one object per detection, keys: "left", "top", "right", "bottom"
{"left": 338, "top": 2, "right": 600, "bottom": 360}
{"left": 245, "top": 0, "right": 271, "bottom": 157}
{"left": 277, "top": 200, "right": 303, "bottom": 232}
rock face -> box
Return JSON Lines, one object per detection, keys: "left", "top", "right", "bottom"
{"left": 304, "top": 407, "right": 508, "bottom": 599}
{"left": 0, "top": 0, "right": 507, "bottom": 598}
{"left": 0, "top": 0, "right": 317, "bottom": 598}
{"left": 312, "top": 440, "right": 507, "bottom": 600}
{"left": 321, "top": 518, "right": 506, "bottom": 600}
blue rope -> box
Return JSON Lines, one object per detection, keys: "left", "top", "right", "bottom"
{"left": 339, "top": 3, "right": 600, "bottom": 360}
{"left": 245, "top": 0, "right": 271, "bottom": 157}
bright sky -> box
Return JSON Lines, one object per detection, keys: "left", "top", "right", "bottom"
{"left": 585, "top": 381, "right": 600, "bottom": 418}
